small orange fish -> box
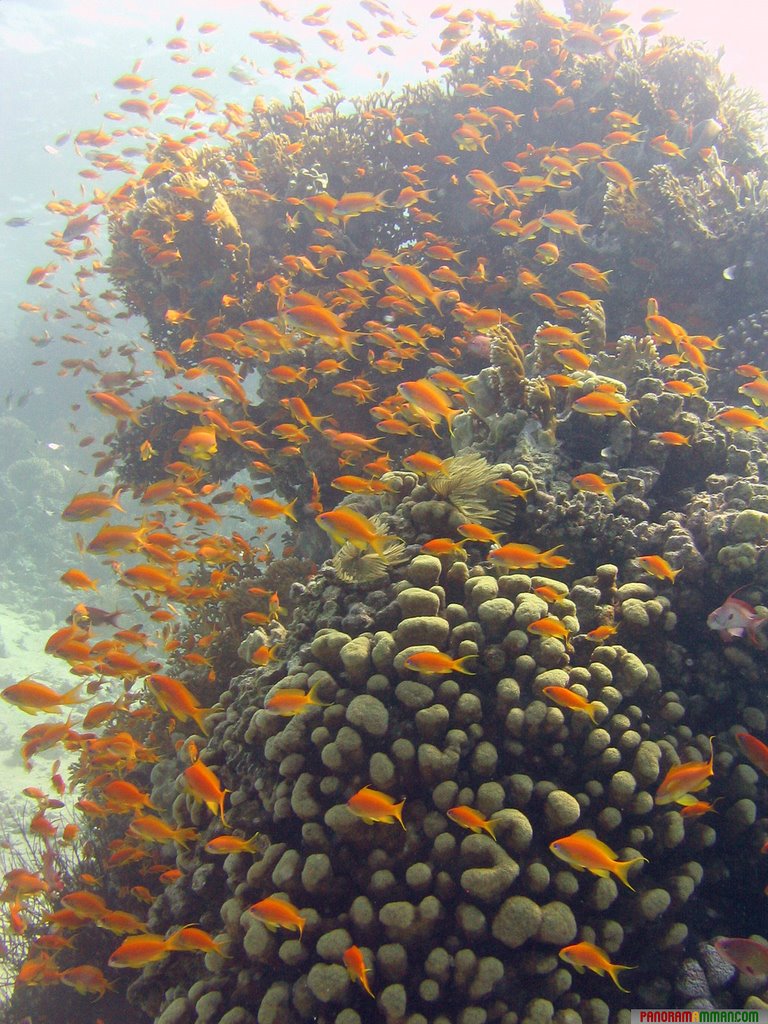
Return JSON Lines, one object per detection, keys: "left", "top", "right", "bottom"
{"left": 398, "top": 378, "right": 460, "bottom": 433}
{"left": 457, "top": 522, "right": 504, "bottom": 545}
{"left": 347, "top": 785, "right": 406, "bottom": 828}
{"left": 714, "top": 407, "right": 768, "bottom": 432}
{"left": 655, "top": 737, "right": 715, "bottom": 805}
{"left": 62, "top": 490, "right": 124, "bottom": 522}
{"left": 60, "top": 964, "right": 115, "bottom": 998}
{"left": 204, "top": 832, "right": 266, "bottom": 855}
{"left": 249, "top": 895, "right": 306, "bottom": 938}
{"left": 88, "top": 391, "right": 142, "bottom": 425}
{"left": 402, "top": 451, "right": 446, "bottom": 475}
{"left": 559, "top": 941, "right": 634, "bottom": 992}
{"left": 316, "top": 508, "right": 395, "bottom": 553}
{"left": 164, "top": 926, "right": 228, "bottom": 955}
{"left": 421, "top": 538, "right": 467, "bottom": 556}
{"left": 447, "top": 805, "right": 499, "bottom": 839}
{"left": 664, "top": 380, "right": 703, "bottom": 398}
{"left": 343, "top": 944, "right": 375, "bottom": 997}
{"left": 403, "top": 651, "right": 476, "bottom": 675}
{"left": 528, "top": 617, "right": 570, "bottom": 642}
{"left": 637, "top": 554, "right": 681, "bottom": 582}
{"left": 735, "top": 732, "right": 768, "bottom": 775}
{"left": 680, "top": 798, "right": 720, "bottom": 819}
{"left": 585, "top": 624, "right": 618, "bottom": 642}
{"left": 493, "top": 479, "right": 530, "bottom": 500}
{"left": 1, "top": 679, "right": 85, "bottom": 715}
{"left": 489, "top": 543, "right": 568, "bottom": 570}
{"left": 654, "top": 431, "right": 691, "bottom": 446}
{"left": 264, "top": 681, "right": 328, "bottom": 717}
{"left": 542, "top": 685, "right": 602, "bottom": 724}
{"left": 571, "top": 473, "right": 620, "bottom": 501}
{"left": 183, "top": 760, "right": 229, "bottom": 824}
{"left": 59, "top": 568, "right": 99, "bottom": 591}
{"left": 572, "top": 392, "right": 635, "bottom": 422}
{"left": 549, "top": 830, "right": 647, "bottom": 889}
{"left": 147, "top": 674, "right": 211, "bottom": 734}
{"left": 108, "top": 934, "right": 170, "bottom": 969}
{"left": 248, "top": 497, "right": 297, "bottom": 521}
{"left": 127, "top": 815, "right": 199, "bottom": 849}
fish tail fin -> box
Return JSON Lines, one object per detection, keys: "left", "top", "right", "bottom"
{"left": 394, "top": 799, "right": 406, "bottom": 830}
{"left": 621, "top": 400, "right": 637, "bottom": 423}
{"left": 285, "top": 498, "right": 298, "bottom": 522}
{"left": 62, "top": 682, "right": 87, "bottom": 705}
{"left": 177, "top": 827, "right": 199, "bottom": 850}
{"left": 608, "top": 963, "right": 635, "bottom": 993}
{"left": 245, "top": 831, "right": 265, "bottom": 854}
{"left": 613, "top": 855, "right": 647, "bottom": 890}
{"left": 445, "top": 405, "right": 461, "bottom": 436}
{"left": 370, "top": 533, "right": 399, "bottom": 555}
{"left": 484, "top": 818, "right": 499, "bottom": 840}
{"left": 586, "top": 701, "right": 601, "bottom": 725}
{"left": 307, "top": 681, "right": 330, "bottom": 707}
{"left": 337, "top": 331, "right": 360, "bottom": 359}
{"left": 219, "top": 791, "right": 230, "bottom": 827}
{"left": 540, "top": 545, "right": 564, "bottom": 563}
{"left": 455, "top": 655, "right": 477, "bottom": 675}
{"left": 192, "top": 706, "right": 212, "bottom": 736}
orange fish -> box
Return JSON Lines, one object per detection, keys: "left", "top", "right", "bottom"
{"left": 403, "top": 651, "right": 476, "bottom": 675}
{"left": 528, "top": 617, "right": 571, "bottom": 643}
{"left": 108, "top": 934, "right": 170, "bottom": 969}
{"left": 735, "top": 732, "right": 768, "bottom": 775}
{"left": 714, "top": 407, "right": 768, "bottom": 432}
{"left": 88, "top": 391, "right": 142, "bottom": 425}
{"left": 489, "top": 543, "right": 567, "bottom": 570}
{"left": 59, "top": 568, "right": 99, "bottom": 591}
{"left": 457, "top": 523, "right": 505, "bottom": 545}
{"left": 316, "top": 508, "right": 395, "bottom": 553}
{"left": 572, "top": 473, "right": 620, "bottom": 501}
{"left": 493, "top": 479, "right": 531, "bottom": 501}
{"left": 127, "top": 815, "right": 198, "bottom": 848}
{"left": 654, "top": 431, "right": 690, "bottom": 446}
{"left": 655, "top": 737, "right": 715, "bottom": 805}
{"left": 146, "top": 674, "right": 211, "bottom": 734}
{"left": 559, "top": 941, "right": 634, "bottom": 992}
{"left": 398, "top": 378, "right": 460, "bottom": 433}
{"left": 384, "top": 262, "right": 449, "bottom": 313}
{"left": 1, "top": 679, "right": 85, "bottom": 715}
{"left": 402, "top": 451, "right": 446, "bottom": 475}
{"left": 549, "top": 830, "right": 647, "bottom": 889}
{"left": 183, "top": 759, "right": 229, "bottom": 824}
{"left": 62, "top": 490, "right": 124, "bottom": 522}
{"left": 447, "top": 805, "right": 498, "bottom": 839}
{"left": 102, "top": 780, "right": 157, "bottom": 812}
{"left": 60, "top": 964, "right": 115, "bottom": 998}
{"left": 572, "top": 392, "right": 635, "bottom": 422}
{"left": 248, "top": 497, "right": 297, "bottom": 521}
{"left": 164, "top": 926, "right": 228, "bottom": 955}
{"left": 178, "top": 425, "right": 218, "bottom": 461}
{"left": 248, "top": 895, "right": 306, "bottom": 938}
{"left": 421, "top": 538, "right": 467, "bottom": 556}
{"left": 347, "top": 785, "right": 406, "bottom": 828}
{"left": 264, "top": 681, "right": 328, "bottom": 717}
{"left": 343, "top": 944, "right": 374, "bottom": 997}
{"left": 204, "top": 832, "right": 266, "bottom": 855}
{"left": 542, "top": 685, "right": 601, "bottom": 724}
{"left": 637, "top": 554, "right": 681, "bottom": 582}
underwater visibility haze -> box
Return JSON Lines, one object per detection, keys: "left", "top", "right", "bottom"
{"left": 4, "top": 1, "right": 768, "bottom": 1022}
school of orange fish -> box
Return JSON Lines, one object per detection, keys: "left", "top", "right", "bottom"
{"left": 4, "top": 0, "right": 768, "bottom": 1009}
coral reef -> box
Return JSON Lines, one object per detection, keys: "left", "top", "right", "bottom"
{"left": 7, "top": 1, "right": 768, "bottom": 1023}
